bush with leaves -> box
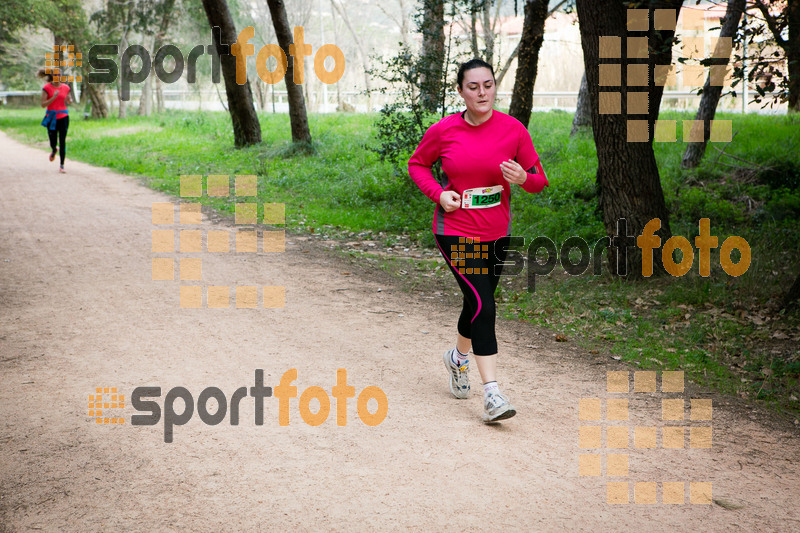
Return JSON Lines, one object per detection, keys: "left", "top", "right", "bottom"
{"left": 368, "top": 1, "right": 469, "bottom": 189}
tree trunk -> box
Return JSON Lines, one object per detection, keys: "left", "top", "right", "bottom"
{"left": 118, "top": 84, "right": 127, "bottom": 118}
{"left": 85, "top": 82, "right": 108, "bottom": 118}
{"left": 753, "top": 0, "right": 799, "bottom": 112}
{"left": 783, "top": 268, "right": 800, "bottom": 309}
{"left": 138, "top": 44, "right": 153, "bottom": 118}
{"left": 571, "top": 71, "right": 591, "bottom": 135}
{"left": 153, "top": 0, "right": 176, "bottom": 114}
{"left": 400, "top": 0, "right": 410, "bottom": 47}
{"left": 253, "top": 77, "right": 265, "bottom": 110}
{"left": 266, "top": 0, "right": 312, "bottom": 144}
{"left": 419, "top": 0, "right": 445, "bottom": 113}
{"left": 470, "top": 1, "right": 480, "bottom": 59}
{"left": 482, "top": 0, "right": 494, "bottom": 66}
{"left": 117, "top": 29, "right": 130, "bottom": 118}
{"left": 155, "top": 75, "right": 165, "bottom": 113}
{"left": 576, "top": 0, "right": 679, "bottom": 277}
{"left": 496, "top": 0, "right": 568, "bottom": 87}
{"left": 788, "top": 0, "right": 800, "bottom": 112}
{"left": 143, "top": 75, "right": 153, "bottom": 116}
{"left": 508, "top": 0, "right": 548, "bottom": 128}
{"left": 201, "top": 0, "right": 262, "bottom": 147}
{"left": 75, "top": 41, "right": 108, "bottom": 118}
{"left": 681, "top": 0, "right": 745, "bottom": 168}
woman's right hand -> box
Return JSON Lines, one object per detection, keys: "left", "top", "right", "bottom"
{"left": 439, "top": 190, "right": 461, "bottom": 213}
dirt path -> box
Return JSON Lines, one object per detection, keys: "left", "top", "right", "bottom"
{"left": 1, "top": 130, "right": 798, "bottom": 532}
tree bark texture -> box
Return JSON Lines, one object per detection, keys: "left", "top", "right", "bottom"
{"left": 419, "top": 0, "right": 445, "bottom": 113}
{"left": 482, "top": 1, "right": 494, "bottom": 65}
{"left": 266, "top": 0, "right": 312, "bottom": 144}
{"left": 201, "top": 0, "right": 262, "bottom": 147}
{"left": 576, "top": 0, "right": 680, "bottom": 277}
{"left": 138, "top": 37, "right": 154, "bottom": 117}
{"left": 571, "top": 71, "right": 591, "bottom": 134}
{"left": 470, "top": 2, "right": 480, "bottom": 59}
{"left": 508, "top": 0, "right": 548, "bottom": 128}
{"left": 681, "top": 0, "right": 745, "bottom": 168}
{"left": 783, "top": 267, "right": 800, "bottom": 309}
{"left": 788, "top": 0, "right": 800, "bottom": 112}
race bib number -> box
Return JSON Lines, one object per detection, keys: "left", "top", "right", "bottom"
{"left": 461, "top": 185, "right": 503, "bottom": 209}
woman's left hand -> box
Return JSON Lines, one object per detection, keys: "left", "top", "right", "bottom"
{"left": 500, "top": 159, "right": 527, "bottom": 185}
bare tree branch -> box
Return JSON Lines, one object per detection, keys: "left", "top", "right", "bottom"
{"left": 495, "top": 0, "right": 568, "bottom": 85}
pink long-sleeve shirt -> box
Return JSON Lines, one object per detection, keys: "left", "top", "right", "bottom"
{"left": 408, "top": 110, "right": 548, "bottom": 241}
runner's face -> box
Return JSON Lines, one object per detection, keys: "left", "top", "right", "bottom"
{"left": 458, "top": 68, "right": 495, "bottom": 116}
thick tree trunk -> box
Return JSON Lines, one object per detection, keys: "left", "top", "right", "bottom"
{"left": 508, "top": 0, "right": 548, "bottom": 128}
{"left": 783, "top": 268, "right": 800, "bottom": 309}
{"left": 419, "top": 0, "right": 445, "bottom": 113}
{"left": 681, "top": 0, "right": 745, "bottom": 168}
{"left": 576, "top": 0, "right": 679, "bottom": 277}
{"left": 571, "top": 71, "right": 591, "bottom": 135}
{"left": 85, "top": 82, "right": 108, "bottom": 118}
{"left": 201, "top": 0, "right": 262, "bottom": 147}
{"left": 266, "top": 0, "right": 312, "bottom": 144}
{"left": 788, "top": 0, "right": 800, "bottom": 112}
{"left": 75, "top": 41, "right": 108, "bottom": 118}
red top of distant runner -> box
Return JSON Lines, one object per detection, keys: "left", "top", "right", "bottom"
{"left": 43, "top": 83, "right": 70, "bottom": 119}
{"left": 408, "top": 110, "right": 548, "bottom": 241}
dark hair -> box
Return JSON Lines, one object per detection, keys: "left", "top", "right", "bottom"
{"left": 456, "top": 59, "right": 495, "bottom": 89}
{"left": 37, "top": 68, "right": 54, "bottom": 83}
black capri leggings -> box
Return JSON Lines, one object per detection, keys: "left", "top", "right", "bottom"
{"left": 434, "top": 234, "right": 510, "bottom": 356}
{"left": 48, "top": 116, "right": 69, "bottom": 165}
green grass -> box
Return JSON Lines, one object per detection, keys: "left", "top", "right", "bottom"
{"left": 1, "top": 106, "right": 798, "bottom": 417}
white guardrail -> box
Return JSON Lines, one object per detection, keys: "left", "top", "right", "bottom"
{"left": 1, "top": 89, "right": 786, "bottom": 114}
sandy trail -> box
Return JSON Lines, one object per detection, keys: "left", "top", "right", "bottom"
{"left": 0, "top": 130, "right": 798, "bottom": 532}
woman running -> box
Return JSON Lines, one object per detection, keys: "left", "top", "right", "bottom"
{"left": 408, "top": 58, "right": 548, "bottom": 423}
{"left": 39, "top": 67, "right": 72, "bottom": 173}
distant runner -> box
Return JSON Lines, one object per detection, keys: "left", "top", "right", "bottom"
{"left": 408, "top": 58, "right": 549, "bottom": 423}
{"left": 39, "top": 67, "right": 72, "bottom": 173}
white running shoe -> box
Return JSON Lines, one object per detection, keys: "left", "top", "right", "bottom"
{"left": 482, "top": 391, "right": 516, "bottom": 423}
{"left": 443, "top": 348, "right": 469, "bottom": 399}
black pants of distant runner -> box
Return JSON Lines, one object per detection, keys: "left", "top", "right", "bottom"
{"left": 48, "top": 116, "right": 69, "bottom": 165}
{"left": 434, "top": 234, "right": 510, "bottom": 356}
